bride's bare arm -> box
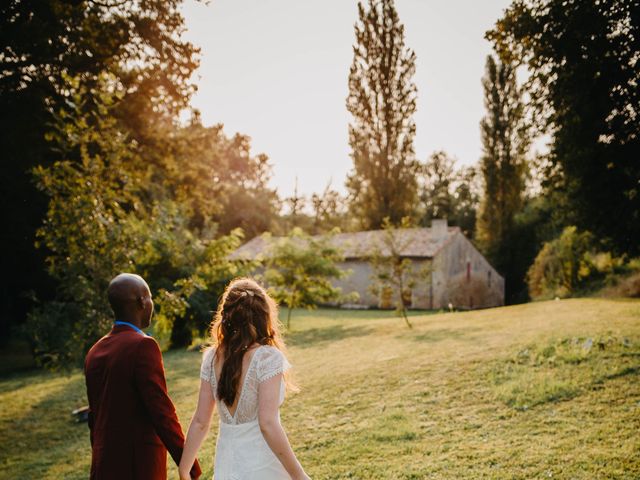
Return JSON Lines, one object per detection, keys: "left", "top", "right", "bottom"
{"left": 178, "top": 379, "right": 216, "bottom": 480}
{"left": 258, "top": 374, "right": 310, "bottom": 480}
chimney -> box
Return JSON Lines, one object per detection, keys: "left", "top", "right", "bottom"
{"left": 431, "top": 218, "right": 448, "bottom": 239}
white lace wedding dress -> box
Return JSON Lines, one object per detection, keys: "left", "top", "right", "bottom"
{"left": 200, "top": 345, "right": 292, "bottom": 480}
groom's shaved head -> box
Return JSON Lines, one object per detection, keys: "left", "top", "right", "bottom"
{"left": 108, "top": 273, "right": 151, "bottom": 320}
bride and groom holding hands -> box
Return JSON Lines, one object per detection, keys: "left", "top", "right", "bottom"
{"left": 84, "top": 273, "right": 310, "bottom": 480}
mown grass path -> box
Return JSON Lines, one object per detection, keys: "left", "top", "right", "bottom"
{"left": 1, "top": 298, "right": 639, "bottom": 479}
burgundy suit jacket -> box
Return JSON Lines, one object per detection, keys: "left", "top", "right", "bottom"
{"left": 84, "top": 324, "right": 201, "bottom": 480}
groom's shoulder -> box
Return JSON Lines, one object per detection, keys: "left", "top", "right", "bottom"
{"left": 88, "top": 331, "right": 157, "bottom": 358}
{"left": 135, "top": 335, "right": 163, "bottom": 360}
{"left": 139, "top": 334, "right": 160, "bottom": 348}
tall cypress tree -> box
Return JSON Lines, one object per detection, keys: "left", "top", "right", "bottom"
{"left": 346, "top": 0, "right": 419, "bottom": 229}
{"left": 476, "top": 54, "right": 530, "bottom": 286}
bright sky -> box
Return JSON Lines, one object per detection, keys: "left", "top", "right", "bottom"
{"left": 181, "top": 0, "right": 512, "bottom": 198}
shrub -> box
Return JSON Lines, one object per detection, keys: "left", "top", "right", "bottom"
{"left": 527, "top": 226, "right": 595, "bottom": 299}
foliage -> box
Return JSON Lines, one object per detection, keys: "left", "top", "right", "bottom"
{"left": 418, "top": 151, "right": 480, "bottom": 238}
{"left": 0, "top": 0, "right": 200, "bottom": 339}
{"left": 208, "top": 131, "right": 280, "bottom": 238}
{"left": 148, "top": 117, "right": 281, "bottom": 240}
{"left": 369, "top": 217, "right": 431, "bottom": 328}
{"left": 527, "top": 224, "right": 640, "bottom": 301}
{"left": 24, "top": 80, "right": 254, "bottom": 365}
{"left": 278, "top": 181, "right": 354, "bottom": 236}
{"left": 26, "top": 84, "right": 148, "bottom": 368}
{"left": 151, "top": 228, "right": 250, "bottom": 348}
{"left": 0, "top": 0, "right": 198, "bottom": 113}
{"left": 3, "top": 0, "right": 281, "bottom": 358}
{"left": 263, "top": 228, "right": 349, "bottom": 328}
{"left": 602, "top": 271, "right": 640, "bottom": 299}
{"left": 449, "top": 166, "right": 481, "bottom": 239}
{"left": 475, "top": 54, "right": 531, "bottom": 300}
{"left": 310, "top": 182, "right": 352, "bottom": 234}
{"left": 527, "top": 226, "right": 597, "bottom": 299}
{"left": 499, "top": 193, "right": 564, "bottom": 303}
{"left": 345, "top": 0, "right": 420, "bottom": 229}
{"left": 487, "top": 0, "right": 640, "bottom": 256}
{"left": 281, "top": 178, "right": 309, "bottom": 232}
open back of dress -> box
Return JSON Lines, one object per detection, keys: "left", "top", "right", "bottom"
{"left": 200, "top": 345, "right": 291, "bottom": 479}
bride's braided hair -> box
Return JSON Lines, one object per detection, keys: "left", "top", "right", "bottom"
{"left": 210, "top": 278, "right": 288, "bottom": 407}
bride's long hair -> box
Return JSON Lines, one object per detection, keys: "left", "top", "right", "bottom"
{"left": 210, "top": 277, "right": 289, "bottom": 407}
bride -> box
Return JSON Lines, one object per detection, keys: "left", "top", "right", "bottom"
{"left": 179, "top": 278, "right": 310, "bottom": 480}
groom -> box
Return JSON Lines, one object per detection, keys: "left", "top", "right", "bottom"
{"left": 84, "top": 273, "right": 201, "bottom": 479}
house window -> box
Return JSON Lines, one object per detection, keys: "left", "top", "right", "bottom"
{"left": 466, "top": 262, "right": 471, "bottom": 282}
{"left": 488, "top": 270, "right": 492, "bottom": 287}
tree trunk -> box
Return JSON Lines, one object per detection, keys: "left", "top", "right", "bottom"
{"left": 397, "top": 267, "right": 413, "bottom": 328}
{"left": 286, "top": 306, "right": 293, "bottom": 330}
{"left": 401, "top": 308, "right": 413, "bottom": 329}
{"left": 286, "top": 287, "right": 296, "bottom": 329}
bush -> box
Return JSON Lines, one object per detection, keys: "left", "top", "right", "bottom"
{"left": 25, "top": 302, "right": 85, "bottom": 370}
{"left": 526, "top": 226, "right": 637, "bottom": 300}
{"left": 526, "top": 226, "right": 595, "bottom": 299}
{"left": 600, "top": 270, "right": 640, "bottom": 298}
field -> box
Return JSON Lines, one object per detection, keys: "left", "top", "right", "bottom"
{"left": 1, "top": 298, "right": 639, "bottom": 479}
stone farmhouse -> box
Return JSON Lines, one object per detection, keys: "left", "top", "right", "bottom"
{"left": 229, "top": 219, "right": 504, "bottom": 310}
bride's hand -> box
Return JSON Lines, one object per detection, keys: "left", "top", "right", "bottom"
{"left": 178, "top": 467, "right": 191, "bottom": 480}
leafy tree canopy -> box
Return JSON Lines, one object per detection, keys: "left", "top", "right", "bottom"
{"left": 263, "top": 228, "right": 351, "bottom": 329}
{"left": 487, "top": 0, "right": 640, "bottom": 255}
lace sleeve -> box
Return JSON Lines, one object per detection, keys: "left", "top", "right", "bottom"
{"left": 256, "top": 347, "right": 291, "bottom": 383}
{"left": 200, "top": 347, "right": 215, "bottom": 383}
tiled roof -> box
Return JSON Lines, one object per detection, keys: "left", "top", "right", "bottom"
{"left": 229, "top": 227, "right": 460, "bottom": 261}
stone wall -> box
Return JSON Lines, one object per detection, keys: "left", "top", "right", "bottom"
{"left": 331, "top": 258, "right": 434, "bottom": 309}
{"left": 331, "top": 260, "right": 378, "bottom": 307}
{"left": 330, "top": 233, "right": 504, "bottom": 310}
{"left": 432, "top": 233, "right": 504, "bottom": 309}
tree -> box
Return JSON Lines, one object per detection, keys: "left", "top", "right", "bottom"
{"left": 451, "top": 165, "right": 481, "bottom": 239}
{"left": 282, "top": 178, "right": 309, "bottom": 232}
{"left": 24, "top": 80, "right": 256, "bottom": 365}
{"left": 263, "top": 229, "right": 348, "bottom": 329}
{"left": 147, "top": 116, "right": 281, "bottom": 240}
{"left": 3, "top": 1, "right": 286, "bottom": 362}
{"left": 369, "top": 217, "right": 430, "bottom": 328}
{"left": 488, "top": 0, "right": 640, "bottom": 256}
{"left": 26, "top": 84, "right": 149, "bottom": 367}
{"left": 151, "top": 227, "right": 249, "bottom": 349}
{"left": 210, "top": 131, "right": 281, "bottom": 239}
{"left": 346, "top": 0, "right": 420, "bottom": 229}
{"left": 418, "top": 152, "right": 480, "bottom": 238}
{"left": 310, "top": 181, "right": 350, "bottom": 234}
{"left": 476, "top": 54, "right": 530, "bottom": 294}
{"left": 0, "top": 0, "right": 199, "bottom": 339}
{"left": 420, "top": 151, "right": 456, "bottom": 222}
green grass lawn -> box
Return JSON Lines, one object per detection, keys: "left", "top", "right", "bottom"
{"left": 1, "top": 298, "right": 639, "bottom": 479}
